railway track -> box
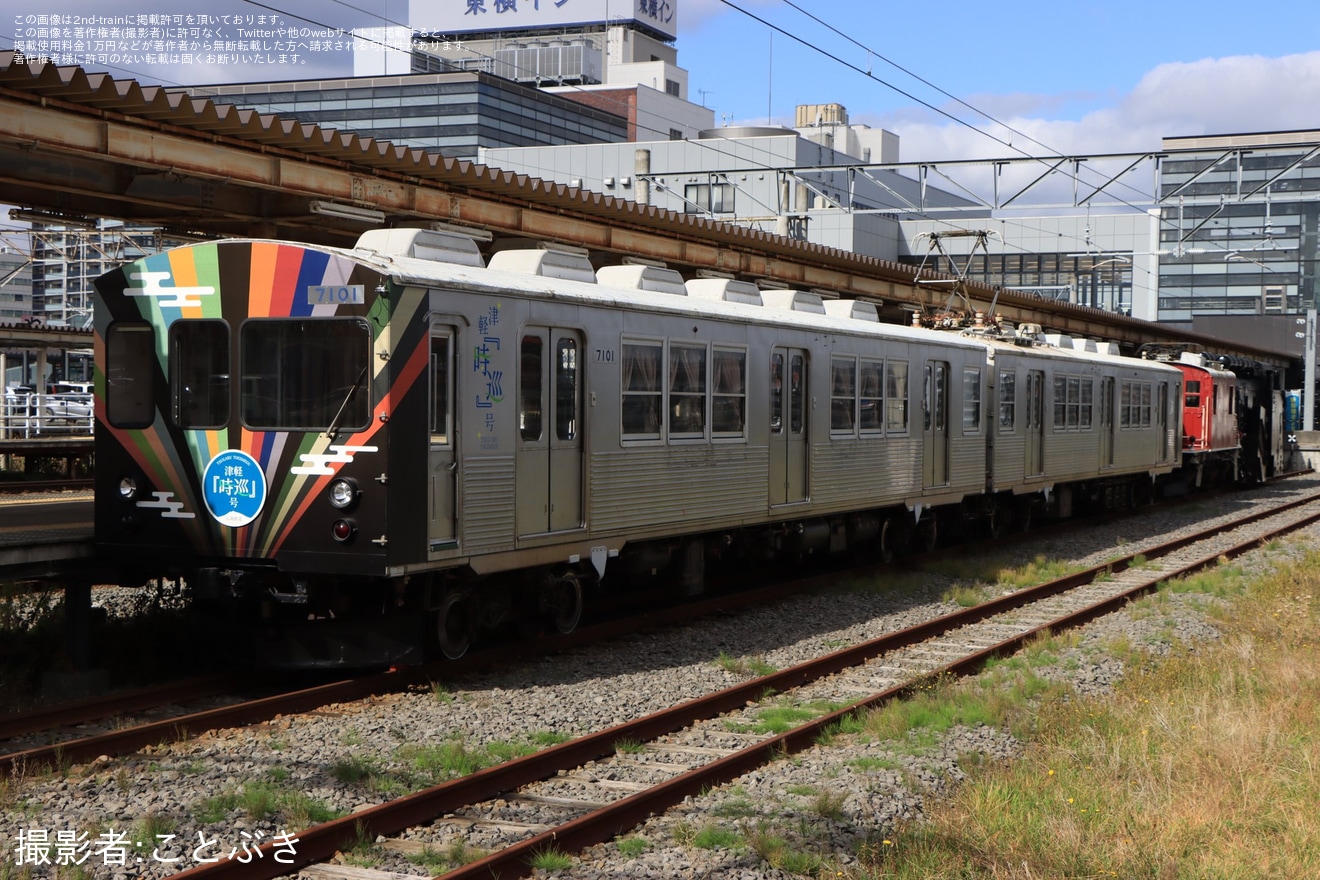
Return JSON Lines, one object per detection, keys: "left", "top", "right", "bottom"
{"left": 148, "top": 480, "right": 1320, "bottom": 880}
{"left": 3, "top": 476, "right": 1313, "bottom": 777}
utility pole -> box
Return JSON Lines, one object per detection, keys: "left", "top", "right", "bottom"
{"left": 1306, "top": 309, "right": 1316, "bottom": 432}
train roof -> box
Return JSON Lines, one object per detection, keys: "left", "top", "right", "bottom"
{"left": 125, "top": 235, "right": 1177, "bottom": 376}
{"left": 329, "top": 237, "right": 995, "bottom": 353}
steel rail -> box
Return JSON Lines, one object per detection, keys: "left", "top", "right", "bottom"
{"left": 161, "top": 486, "right": 1320, "bottom": 880}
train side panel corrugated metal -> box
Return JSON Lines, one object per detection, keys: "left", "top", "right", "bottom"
{"left": 459, "top": 456, "right": 517, "bottom": 553}
{"left": 810, "top": 437, "right": 922, "bottom": 507}
{"left": 947, "top": 433, "right": 987, "bottom": 492}
{"left": 589, "top": 447, "right": 768, "bottom": 534}
{"left": 993, "top": 434, "right": 1026, "bottom": 487}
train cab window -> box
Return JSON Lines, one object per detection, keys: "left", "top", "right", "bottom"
{"left": 240, "top": 318, "right": 371, "bottom": 431}
{"left": 670, "top": 343, "right": 707, "bottom": 438}
{"left": 555, "top": 337, "right": 578, "bottom": 442}
{"left": 859, "top": 360, "right": 883, "bottom": 432}
{"left": 831, "top": 357, "right": 856, "bottom": 433}
{"left": 998, "top": 370, "right": 1016, "bottom": 431}
{"left": 170, "top": 320, "right": 229, "bottom": 429}
{"left": 622, "top": 340, "right": 662, "bottom": 438}
{"left": 962, "top": 367, "right": 982, "bottom": 432}
{"left": 430, "top": 332, "right": 452, "bottom": 444}
{"left": 106, "top": 323, "right": 156, "bottom": 429}
{"left": 712, "top": 347, "right": 746, "bottom": 437}
{"left": 520, "top": 335, "right": 543, "bottom": 441}
{"left": 885, "top": 361, "right": 909, "bottom": 433}
{"left": 1185, "top": 380, "right": 1201, "bottom": 408}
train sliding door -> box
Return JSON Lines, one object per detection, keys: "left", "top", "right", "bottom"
{"left": 769, "top": 348, "right": 809, "bottom": 506}
{"left": 428, "top": 326, "right": 457, "bottom": 552}
{"left": 923, "top": 360, "right": 949, "bottom": 488}
{"left": 1099, "top": 376, "right": 1115, "bottom": 469}
{"left": 1025, "top": 369, "right": 1045, "bottom": 477}
{"left": 517, "top": 328, "right": 584, "bottom": 535}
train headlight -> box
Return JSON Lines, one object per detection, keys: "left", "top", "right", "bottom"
{"left": 332, "top": 518, "right": 356, "bottom": 543}
{"left": 328, "top": 477, "right": 359, "bottom": 510}
{"left": 118, "top": 475, "right": 138, "bottom": 501}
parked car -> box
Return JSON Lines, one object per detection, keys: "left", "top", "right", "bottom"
{"left": 44, "top": 381, "right": 94, "bottom": 422}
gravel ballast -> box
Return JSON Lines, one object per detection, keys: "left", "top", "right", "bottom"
{"left": 3, "top": 476, "right": 1319, "bottom": 879}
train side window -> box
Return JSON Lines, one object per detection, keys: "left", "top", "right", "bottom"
{"left": 1080, "top": 379, "right": 1093, "bottom": 428}
{"left": 831, "top": 356, "right": 856, "bottom": 434}
{"left": 670, "top": 343, "right": 707, "bottom": 439}
{"left": 170, "top": 320, "right": 229, "bottom": 429}
{"left": 1120, "top": 379, "right": 1153, "bottom": 429}
{"left": 106, "top": 323, "right": 156, "bottom": 429}
{"left": 555, "top": 337, "right": 578, "bottom": 442}
{"left": 430, "top": 332, "right": 452, "bottom": 444}
{"left": 712, "top": 347, "right": 746, "bottom": 437}
{"left": 859, "top": 359, "right": 883, "bottom": 433}
{"left": 790, "top": 355, "right": 806, "bottom": 435}
{"left": 520, "top": 335, "right": 543, "bottom": 442}
{"left": 998, "top": 370, "right": 1016, "bottom": 431}
{"left": 962, "top": 367, "right": 981, "bottom": 432}
{"left": 885, "top": 361, "right": 908, "bottom": 433}
{"left": 770, "top": 353, "right": 784, "bottom": 435}
{"left": 1185, "top": 380, "right": 1201, "bottom": 408}
{"left": 621, "top": 340, "right": 662, "bottom": 439}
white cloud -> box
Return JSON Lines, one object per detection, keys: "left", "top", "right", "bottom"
{"left": 862, "top": 51, "right": 1320, "bottom": 163}
{"left": 679, "top": 0, "right": 779, "bottom": 34}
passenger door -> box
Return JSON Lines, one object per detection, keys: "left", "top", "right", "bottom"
{"left": 769, "top": 348, "right": 809, "bottom": 505}
{"left": 516, "top": 328, "right": 584, "bottom": 535}
{"left": 923, "top": 360, "right": 949, "bottom": 488}
{"left": 1099, "top": 376, "right": 1115, "bottom": 469}
{"left": 1025, "top": 369, "right": 1045, "bottom": 477}
{"left": 1158, "top": 381, "right": 1171, "bottom": 462}
{"left": 428, "top": 326, "right": 457, "bottom": 552}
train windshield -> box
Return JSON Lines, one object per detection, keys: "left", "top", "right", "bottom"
{"left": 240, "top": 318, "right": 372, "bottom": 432}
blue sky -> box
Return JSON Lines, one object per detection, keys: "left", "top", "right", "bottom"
{"left": 681, "top": 0, "right": 1320, "bottom": 158}
{"left": 3, "top": 0, "right": 1320, "bottom": 163}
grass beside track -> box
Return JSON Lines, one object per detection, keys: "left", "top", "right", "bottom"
{"left": 847, "top": 546, "right": 1320, "bottom": 879}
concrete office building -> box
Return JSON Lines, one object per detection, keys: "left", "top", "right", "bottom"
{"left": 184, "top": 0, "right": 710, "bottom": 161}
{"left": 0, "top": 246, "right": 33, "bottom": 323}
{"left": 482, "top": 103, "right": 969, "bottom": 261}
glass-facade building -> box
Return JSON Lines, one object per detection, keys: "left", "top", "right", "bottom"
{"left": 186, "top": 71, "right": 628, "bottom": 162}
{"left": 1158, "top": 131, "right": 1320, "bottom": 323}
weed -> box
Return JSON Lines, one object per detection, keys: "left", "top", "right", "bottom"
{"left": 528, "top": 847, "right": 573, "bottom": 871}
{"left": 615, "top": 836, "right": 648, "bottom": 859}
{"left": 614, "top": 738, "right": 646, "bottom": 755}
{"left": 812, "top": 788, "right": 848, "bottom": 820}
{"left": 691, "top": 824, "right": 742, "bottom": 850}
{"left": 715, "top": 651, "right": 777, "bottom": 677}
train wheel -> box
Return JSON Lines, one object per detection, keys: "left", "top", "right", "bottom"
{"left": 545, "top": 573, "right": 584, "bottom": 635}
{"left": 918, "top": 517, "right": 938, "bottom": 553}
{"left": 877, "top": 517, "right": 896, "bottom": 563}
{"left": 435, "top": 591, "right": 472, "bottom": 660}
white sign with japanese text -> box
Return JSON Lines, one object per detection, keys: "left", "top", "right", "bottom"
{"left": 414, "top": 0, "right": 678, "bottom": 42}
